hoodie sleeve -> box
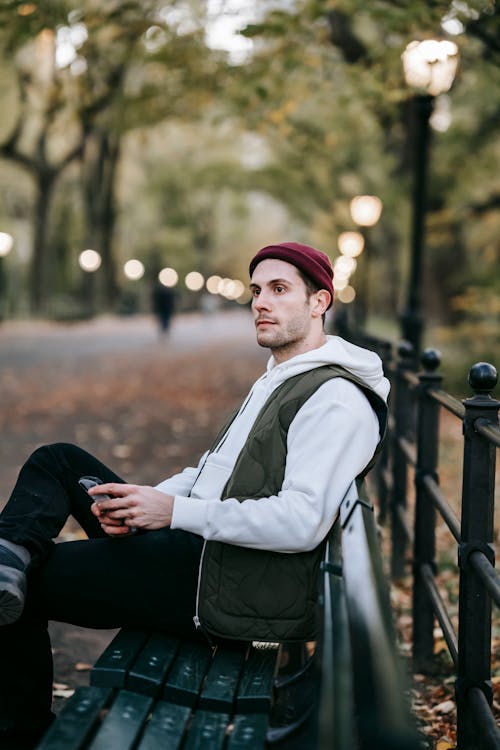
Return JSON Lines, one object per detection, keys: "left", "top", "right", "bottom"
{"left": 170, "top": 378, "right": 381, "bottom": 552}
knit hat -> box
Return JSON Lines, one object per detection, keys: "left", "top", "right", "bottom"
{"left": 249, "top": 242, "right": 334, "bottom": 308}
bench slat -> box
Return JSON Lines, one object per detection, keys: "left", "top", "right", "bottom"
{"left": 199, "top": 647, "right": 246, "bottom": 711}
{"left": 87, "top": 690, "right": 153, "bottom": 750}
{"left": 226, "top": 714, "right": 269, "bottom": 749}
{"left": 182, "top": 709, "right": 229, "bottom": 749}
{"left": 37, "top": 686, "right": 112, "bottom": 750}
{"left": 136, "top": 701, "right": 191, "bottom": 750}
{"left": 236, "top": 648, "right": 278, "bottom": 713}
{"left": 91, "top": 630, "right": 150, "bottom": 688}
{"left": 162, "top": 640, "right": 213, "bottom": 707}
{"left": 127, "top": 633, "right": 180, "bottom": 696}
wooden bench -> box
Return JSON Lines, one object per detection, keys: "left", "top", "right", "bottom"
{"left": 36, "top": 491, "right": 421, "bottom": 750}
{"left": 37, "top": 630, "right": 280, "bottom": 750}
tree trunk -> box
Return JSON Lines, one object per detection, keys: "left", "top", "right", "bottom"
{"left": 30, "top": 171, "right": 55, "bottom": 315}
{"left": 82, "top": 130, "right": 120, "bottom": 310}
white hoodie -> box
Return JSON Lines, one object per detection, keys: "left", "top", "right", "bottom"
{"left": 156, "top": 335, "right": 390, "bottom": 553}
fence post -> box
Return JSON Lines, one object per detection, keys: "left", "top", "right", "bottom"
{"left": 391, "top": 342, "right": 415, "bottom": 578}
{"left": 412, "top": 349, "right": 442, "bottom": 673}
{"left": 456, "top": 362, "right": 499, "bottom": 750}
{"left": 375, "top": 341, "right": 393, "bottom": 523}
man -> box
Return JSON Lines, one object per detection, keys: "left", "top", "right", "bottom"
{"left": 0, "top": 242, "right": 389, "bottom": 749}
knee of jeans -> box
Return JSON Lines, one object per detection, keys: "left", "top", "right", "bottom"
{"left": 30, "top": 442, "right": 80, "bottom": 463}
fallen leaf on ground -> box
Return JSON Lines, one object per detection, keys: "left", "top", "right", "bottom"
{"left": 436, "top": 738, "right": 455, "bottom": 750}
{"left": 434, "top": 700, "right": 455, "bottom": 715}
{"left": 52, "top": 682, "right": 75, "bottom": 699}
{"left": 53, "top": 686, "right": 75, "bottom": 699}
{"left": 74, "top": 662, "right": 92, "bottom": 671}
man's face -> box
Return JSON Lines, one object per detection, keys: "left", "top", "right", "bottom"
{"left": 250, "top": 258, "right": 318, "bottom": 361}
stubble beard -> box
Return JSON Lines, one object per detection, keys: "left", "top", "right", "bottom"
{"left": 256, "top": 311, "right": 310, "bottom": 359}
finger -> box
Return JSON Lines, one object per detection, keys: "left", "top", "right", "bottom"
{"left": 101, "top": 522, "right": 131, "bottom": 536}
{"left": 88, "top": 483, "right": 135, "bottom": 498}
{"left": 99, "top": 516, "right": 124, "bottom": 527}
{"left": 94, "top": 498, "right": 132, "bottom": 513}
{"left": 105, "top": 507, "right": 133, "bottom": 520}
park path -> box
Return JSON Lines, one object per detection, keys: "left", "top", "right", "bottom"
{"left": 0, "top": 308, "right": 268, "bottom": 712}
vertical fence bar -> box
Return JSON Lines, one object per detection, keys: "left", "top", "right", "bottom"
{"left": 412, "top": 349, "right": 442, "bottom": 673}
{"left": 456, "top": 363, "right": 499, "bottom": 750}
{"left": 391, "top": 342, "right": 415, "bottom": 578}
{"left": 375, "top": 341, "right": 393, "bottom": 523}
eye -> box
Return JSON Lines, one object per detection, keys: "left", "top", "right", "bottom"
{"left": 274, "top": 285, "right": 286, "bottom": 293}
{"left": 251, "top": 287, "right": 260, "bottom": 297}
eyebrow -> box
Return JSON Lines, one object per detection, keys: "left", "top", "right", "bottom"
{"left": 249, "top": 278, "right": 293, "bottom": 289}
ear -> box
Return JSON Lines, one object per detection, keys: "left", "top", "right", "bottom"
{"left": 311, "top": 290, "right": 331, "bottom": 317}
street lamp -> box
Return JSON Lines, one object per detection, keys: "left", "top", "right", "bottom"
{"left": 349, "top": 194, "right": 383, "bottom": 327}
{"left": 400, "top": 39, "right": 459, "bottom": 357}
{"left": 350, "top": 195, "right": 383, "bottom": 228}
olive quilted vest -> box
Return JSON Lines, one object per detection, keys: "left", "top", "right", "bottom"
{"left": 197, "top": 364, "right": 387, "bottom": 642}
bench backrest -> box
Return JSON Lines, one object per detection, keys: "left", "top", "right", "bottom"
{"left": 319, "top": 491, "right": 421, "bottom": 749}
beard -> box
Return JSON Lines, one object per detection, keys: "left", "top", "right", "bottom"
{"left": 255, "top": 307, "right": 311, "bottom": 356}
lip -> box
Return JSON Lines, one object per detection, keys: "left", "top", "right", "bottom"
{"left": 256, "top": 319, "right": 275, "bottom": 327}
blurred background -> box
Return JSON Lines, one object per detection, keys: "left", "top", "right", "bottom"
{"left": 0, "top": 0, "right": 498, "bottom": 388}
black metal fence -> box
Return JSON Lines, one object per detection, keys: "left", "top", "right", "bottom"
{"left": 365, "top": 338, "right": 500, "bottom": 750}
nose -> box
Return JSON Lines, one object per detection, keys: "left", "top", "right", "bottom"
{"left": 253, "top": 290, "right": 272, "bottom": 312}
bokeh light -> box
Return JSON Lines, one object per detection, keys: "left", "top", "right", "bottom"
{"left": 159, "top": 267, "right": 178, "bottom": 287}
{"left": 349, "top": 195, "right": 383, "bottom": 227}
{"left": 337, "top": 285, "right": 356, "bottom": 304}
{"left": 334, "top": 256, "right": 357, "bottom": 276}
{"left": 185, "top": 271, "right": 205, "bottom": 291}
{"left": 338, "top": 231, "right": 364, "bottom": 258}
{"left": 0, "top": 232, "right": 14, "bottom": 257}
{"left": 206, "top": 275, "right": 222, "bottom": 294}
{"left": 78, "top": 249, "right": 101, "bottom": 272}
{"left": 124, "top": 259, "right": 145, "bottom": 280}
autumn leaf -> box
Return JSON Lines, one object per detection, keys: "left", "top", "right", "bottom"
{"left": 436, "top": 739, "right": 455, "bottom": 750}
{"left": 74, "top": 662, "right": 92, "bottom": 672}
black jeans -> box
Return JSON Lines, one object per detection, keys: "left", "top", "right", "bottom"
{"left": 0, "top": 443, "right": 203, "bottom": 737}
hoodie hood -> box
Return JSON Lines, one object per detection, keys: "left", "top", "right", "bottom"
{"left": 264, "top": 335, "right": 390, "bottom": 402}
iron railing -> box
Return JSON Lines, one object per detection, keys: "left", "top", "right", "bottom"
{"left": 368, "top": 340, "right": 499, "bottom": 750}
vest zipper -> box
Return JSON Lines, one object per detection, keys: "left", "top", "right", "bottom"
{"left": 193, "top": 540, "right": 214, "bottom": 646}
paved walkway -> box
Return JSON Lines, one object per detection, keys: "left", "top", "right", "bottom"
{"left": 0, "top": 309, "right": 257, "bottom": 368}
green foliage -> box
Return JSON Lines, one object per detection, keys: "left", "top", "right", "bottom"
{"left": 0, "top": 0, "right": 498, "bottom": 356}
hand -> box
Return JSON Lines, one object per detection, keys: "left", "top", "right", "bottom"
{"left": 89, "top": 483, "right": 175, "bottom": 537}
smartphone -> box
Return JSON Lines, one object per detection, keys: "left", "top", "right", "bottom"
{"left": 79, "top": 475, "right": 137, "bottom": 534}
{"left": 78, "top": 475, "right": 111, "bottom": 502}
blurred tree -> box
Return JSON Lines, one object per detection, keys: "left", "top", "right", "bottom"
{"left": 0, "top": 0, "right": 498, "bottom": 340}
{"left": 0, "top": 0, "right": 226, "bottom": 313}
{"left": 229, "top": 0, "right": 500, "bottom": 330}
{"left": 0, "top": 4, "right": 80, "bottom": 313}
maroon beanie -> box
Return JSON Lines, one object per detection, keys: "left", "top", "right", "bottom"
{"left": 249, "top": 242, "right": 334, "bottom": 308}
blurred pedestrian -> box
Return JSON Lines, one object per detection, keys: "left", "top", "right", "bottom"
{"left": 151, "top": 281, "right": 175, "bottom": 336}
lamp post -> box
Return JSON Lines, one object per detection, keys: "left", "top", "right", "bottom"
{"left": 349, "top": 194, "right": 383, "bottom": 329}
{"left": 400, "top": 39, "right": 459, "bottom": 357}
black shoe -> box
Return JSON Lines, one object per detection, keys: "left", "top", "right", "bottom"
{"left": 0, "top": 545, "right": 28, "bottom": 625}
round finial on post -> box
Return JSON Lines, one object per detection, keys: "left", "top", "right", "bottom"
{"left": 398, "top": 340, "right": 414, "bottom": 361}
{"left": 421, "top": 348, "right": 441, "bottom": 372}
{"left": 468, "top": 362, "right": 498, "bottom": 395}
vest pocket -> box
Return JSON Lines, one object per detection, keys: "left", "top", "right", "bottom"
{"left": 217, "top": 545, "right": 314, "bottom": 620}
